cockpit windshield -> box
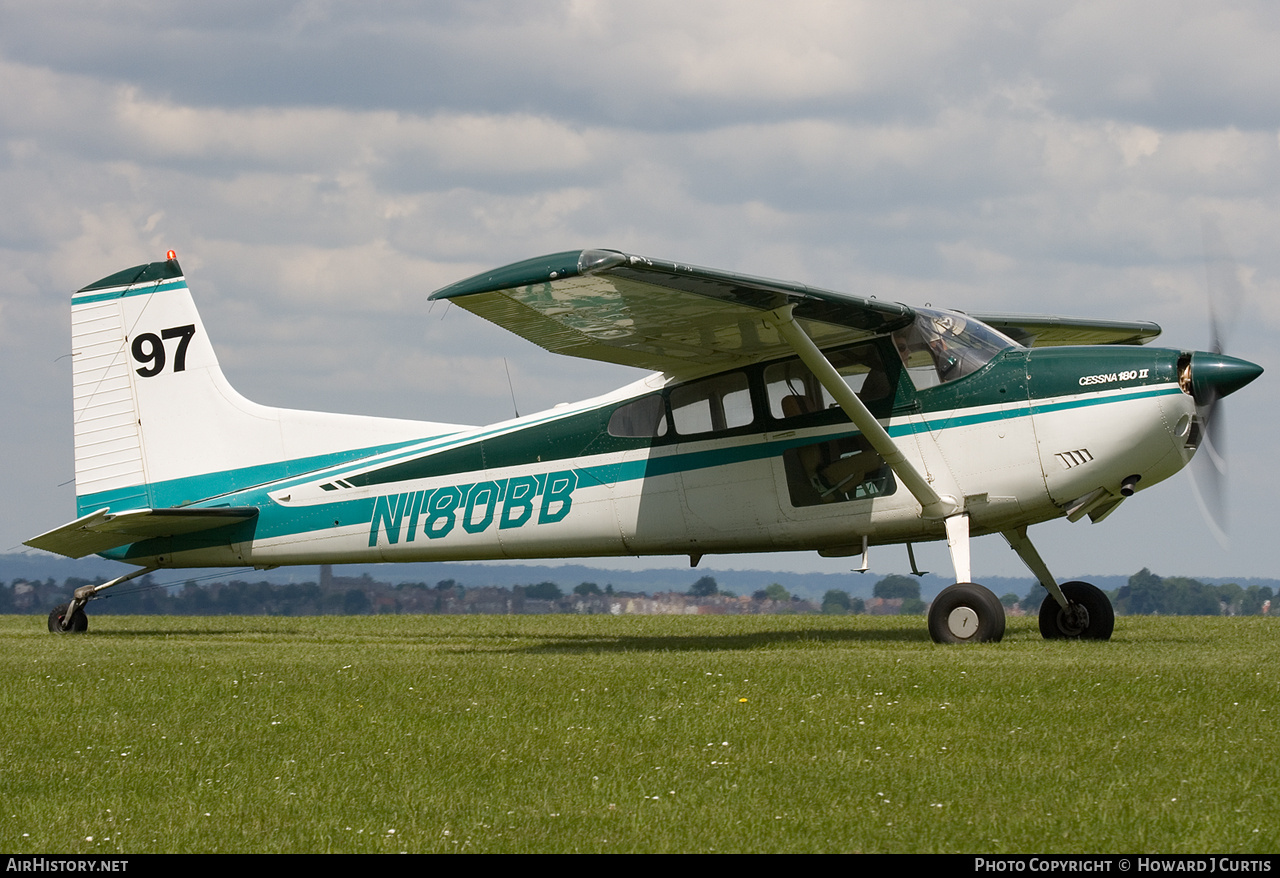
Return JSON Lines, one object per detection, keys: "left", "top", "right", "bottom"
{"left": 892, "top": 307, "right": 1020, "bottom": 390}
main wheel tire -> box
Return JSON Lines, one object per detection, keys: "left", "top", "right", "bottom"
{"left": 48, "top": 603, "right": 88, "bottom": 634}
{"left": 928, "top": 583, "right": 1005, "bottom": 644}
{"left": 1038, "top": 581, "right": 1114, "bottom": 641}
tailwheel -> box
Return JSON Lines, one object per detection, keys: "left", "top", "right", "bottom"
{"left": 41, "top": 568, "right": 154, "bottom": 635}
{"left": 48, "top": 603, "right": 88, "bottom": 634}
{"left": 1039, "top": 581, "right": 1114, "bottom": 641}
{"left": 928, "top": 582, "right": 1005, "bottom": 644}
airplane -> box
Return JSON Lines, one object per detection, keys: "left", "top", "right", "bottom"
{"left": 27, "top": 248, "right": 1262, "bottom": 643}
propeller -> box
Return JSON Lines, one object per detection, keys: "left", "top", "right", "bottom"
{"left": 1185, "top": 218, "right": 1256, "bottom": 547}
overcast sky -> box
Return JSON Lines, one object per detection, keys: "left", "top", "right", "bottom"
{"left": 3, "top": 1, "right": 1277, "bottom": 582}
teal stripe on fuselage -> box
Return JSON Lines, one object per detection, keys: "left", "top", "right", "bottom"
{"left": 579, "top": 384, "right": 1183, "bottom": 483}
{"left": 79, "top": 399, "right": 611, "bottom": 519}
{"left": 76, "top": 435, "right": 447, "bottom": 517}
{"left": 103, "top": 384, "right": 1182, "bottom": 561}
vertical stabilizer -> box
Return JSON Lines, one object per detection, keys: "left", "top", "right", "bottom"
{"left": 68, "top": 254, "right": 463, "bottom": 516}
{"left": 71, "top": 257, "right": 193, "bottom": 511}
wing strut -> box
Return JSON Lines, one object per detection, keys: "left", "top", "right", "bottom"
{"left": 766, "top": 305, "right": 961, "bottom": 521}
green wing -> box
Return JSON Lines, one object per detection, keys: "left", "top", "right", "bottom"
{"left": 430, "top": 250, "right": 915, "bottom": 375}
{"left": 430, "top": 249, "right": 1161, "bottom": 369}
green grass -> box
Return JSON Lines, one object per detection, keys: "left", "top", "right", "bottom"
{"left": 1, "top": 613, "right": 1277, "bottom": 853}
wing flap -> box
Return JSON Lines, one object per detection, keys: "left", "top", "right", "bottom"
{"left": 432, "top": 250, "right": 914, "bottom": 374}
{"left": 25, "top": 506, "right": 259, "bottom": 559}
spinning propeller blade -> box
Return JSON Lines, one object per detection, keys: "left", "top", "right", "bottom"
{"left": 1186, "top": 218, "right": 1255, "bottom": 547}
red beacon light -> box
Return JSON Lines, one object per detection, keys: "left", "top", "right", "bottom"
{"left": 166, "top": 250, "right": 177, "bottom": 261}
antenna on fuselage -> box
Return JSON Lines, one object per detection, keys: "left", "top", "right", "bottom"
{"left": 503, "top": 357, "right": 520, "bottom": 419}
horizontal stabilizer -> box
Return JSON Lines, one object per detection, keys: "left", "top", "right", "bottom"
{"left": 25, "top": 507, "right": 258, "bottom": 559}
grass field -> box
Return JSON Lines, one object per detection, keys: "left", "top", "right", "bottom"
{"left": 1, "top": 613, "right": 1277, "bottom": 854}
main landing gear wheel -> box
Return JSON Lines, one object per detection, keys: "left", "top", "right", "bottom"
{"left": 928, "top": 583, "right": 1005, "bottom": 644}
{"left": 48, "top": 603, "right": 88, "bottom": 634}
{"left": 1039, "top": 581, "right": 1114, "bottom": 641}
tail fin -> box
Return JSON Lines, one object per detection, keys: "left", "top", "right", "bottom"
{"left": 72, "top": 254, "right": 209, "bottom": 512}
{"left": 68, "top": 253, "right": 456, "bottom": 517}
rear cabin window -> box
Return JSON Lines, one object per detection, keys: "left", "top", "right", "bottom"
{"left": 669, "top": 372, "right": 753, "bottom": 436}
{"left": 607, "top": 394, "right": 669, "bottom": 438}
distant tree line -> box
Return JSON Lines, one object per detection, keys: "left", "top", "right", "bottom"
{"left": 1011, "top": 568, "right": 1272, "bottom": 617}
{"left": 1, "top": 567, "right": 1271, "bottom": 617}
{"left": 0, "top": 572, "right": 631, "bottom": 617}
{"left": 1109, "top": 568, "right": 1272, "bottom": 616}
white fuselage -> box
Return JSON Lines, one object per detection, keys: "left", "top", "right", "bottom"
{"left": 139, "top": 372, "right": 1195, "bottom": 569}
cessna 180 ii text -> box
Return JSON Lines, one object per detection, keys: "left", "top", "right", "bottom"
{"left": 27, "top": 248, "right": 1262, "bottom": 642}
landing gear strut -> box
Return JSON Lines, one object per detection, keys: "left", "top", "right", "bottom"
{"left": 926, "top": 515, "right": 1007, "bottom": 644}
{"left": 1002, "top": 527, "right": 1114, "bottom": 642}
